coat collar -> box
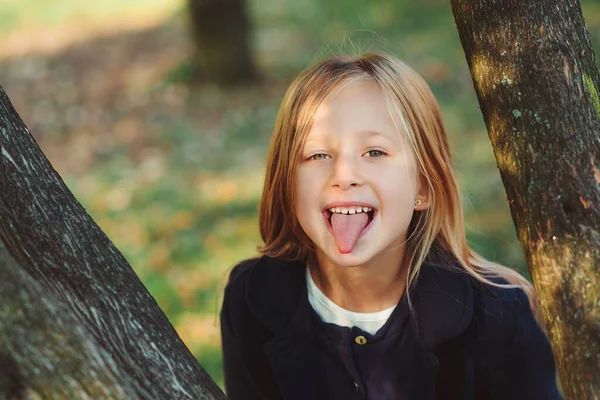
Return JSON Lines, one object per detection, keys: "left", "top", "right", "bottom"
{"left": 245, "top": 255, "right": 474, "bottom": 347}
{"left": 244, "top": 255, "right": 475, "bottom": 400}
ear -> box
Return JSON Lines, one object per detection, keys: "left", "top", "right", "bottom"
{"left": 414, "top": 176, "right": 430, "bottom": 211}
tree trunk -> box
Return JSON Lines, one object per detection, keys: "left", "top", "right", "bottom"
{"left": 0, "top": 86, "right": 227, "bottom": 399}
{"left": 449, "top": 0, "right": 600, "bottom": 398}
{"left": 0, "top": 240, "right": 140, "bottom": 399}
{"left": 188, "top": 0, "right": 258, "bottom": 86}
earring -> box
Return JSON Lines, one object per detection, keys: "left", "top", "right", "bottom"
{"left": 414, "top": 199, "right": 422, "bottom": 208}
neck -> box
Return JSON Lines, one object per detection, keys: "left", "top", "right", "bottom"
{"left": 309, "top": 247, "right": 409, "bottom": 313}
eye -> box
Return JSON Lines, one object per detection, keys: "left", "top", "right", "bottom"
{"left": 309, "top": 153, "right": 331, "bottom": 161}
{"left": 364, "top": 149, "right": 386, "bottom": 157}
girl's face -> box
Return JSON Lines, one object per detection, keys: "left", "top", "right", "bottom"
{"left": 295, "top": 79, "right": 427, "bottom": 268}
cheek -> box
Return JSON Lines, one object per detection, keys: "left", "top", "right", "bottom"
{"left": 295, "top": 167, "right": 324, "bottom": 199}
{"left": 294, "top": 174, "right": 313, "bottom": 224}
{"left": 294, "top": 173, "right": 308, "bottom": 206}
{"left": 376, "top": 165, "right": 419, "bottom": 197}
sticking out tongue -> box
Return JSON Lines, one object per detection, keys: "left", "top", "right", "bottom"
{"left": 330, "top": 212, "right": 369, "bottom": 254}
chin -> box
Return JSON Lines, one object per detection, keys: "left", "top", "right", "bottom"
{"left": 319, "top": 244, "right": 379, "bottom": 268}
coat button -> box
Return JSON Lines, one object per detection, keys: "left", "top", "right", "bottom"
{"left": 355, "top": 335, "right": 367, "bottom": 345}
{"left": 353, "top": 381, "right": 359, "bottom": 392}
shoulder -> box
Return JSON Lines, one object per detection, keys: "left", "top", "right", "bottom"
{"left": 471, "top": 275, "right": 526, "bottom": 330}
{"left": 468, "top": 275, "right": 542, "bottom": 366}
{"left": 224, "top": 255, "right": 305, "bottom": 297}
{"left": 222, "top": 257, "right": 262, "bottom": 313}
{"left": 466, "top": 278, "right": 561, "bottom": 396}
{"left": 225, "top": 257, "right": 262, "bottom": 292}
{"left": 222, "top": 255, "right": 306, "bottom": 333}
{"left": 470, "top": 274, "right": 524, "bottom": 334}
{"left": 472, "top": 275, "right": 521, "bottom": 317}
{"left": 221, "top": 258, "right": 261, "bottom": 331}
{"left": 415, "top": 262, "right": 531, "bottom": 352}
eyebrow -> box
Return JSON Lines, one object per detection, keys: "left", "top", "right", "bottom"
{"left": 306, "top": 130, "right": 392, "bottom": 141}
{"left": 359, "top": 130, "right": 389, "bottom": 138}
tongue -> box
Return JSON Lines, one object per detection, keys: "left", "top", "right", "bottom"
{"left": 330, "top": 212, "right": 369, "bottom": 254}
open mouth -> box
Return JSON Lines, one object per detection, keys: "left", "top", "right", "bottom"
{"left": 321, "top": 205, "right": 378, "bottom": 254}
{"left": 322, "top": 207, "right": 377, "bottom": 232}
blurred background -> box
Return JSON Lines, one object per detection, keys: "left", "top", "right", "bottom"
{"left": 2, "top": 0, "right": 599, "bottom": 389}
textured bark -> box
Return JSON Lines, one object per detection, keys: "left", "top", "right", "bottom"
{"left": 188, "top": 0, "right": 258, "bottom": 86}
{"left": 0, "top": 86, "right": 227, "bottom": 399}
{"left": 0, "top": 241, "right": 139, "bottom": 399}
{"left": 450, "top": 0, "right": 600, "bottom": 398}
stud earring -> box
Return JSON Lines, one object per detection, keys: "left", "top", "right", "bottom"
{"left": 414, "top": 199, "right": 422, "bottom": 208}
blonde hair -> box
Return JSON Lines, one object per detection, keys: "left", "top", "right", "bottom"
{"left": 258, "top": 52, "right": 535, "bottom": 306}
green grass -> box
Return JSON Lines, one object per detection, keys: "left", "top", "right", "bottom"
{"left": 0, "top": 0, "right": 179, "bottom": 33}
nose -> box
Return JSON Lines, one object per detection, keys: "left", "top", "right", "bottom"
{"left": 330, "top": 154, "right": 364, "bottom": 190}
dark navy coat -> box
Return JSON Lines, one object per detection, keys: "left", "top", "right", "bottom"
{"left": 220, "top": 255, "right": 562, "bottom": 399}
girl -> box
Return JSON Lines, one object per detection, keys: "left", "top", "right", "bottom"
{"left": 220, "top": 52, "right": 562, "bottom": 399}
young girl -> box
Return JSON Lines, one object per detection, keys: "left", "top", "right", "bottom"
{"left": 220, "top": 52, "right": 562, "bottom": 399}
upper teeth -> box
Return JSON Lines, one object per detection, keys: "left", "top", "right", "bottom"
{"left": 329, "top": 207, "right": 372, "bottom": 215}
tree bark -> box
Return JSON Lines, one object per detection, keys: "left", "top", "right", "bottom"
{"left": 188, "top": 0, "right": 259, "bottom": 86}
{"left": 0, "top": 240, "right": 140, "bottom": 399}
{"left": 0, "top": 86, "right": 227, "bottom": 399}
{"left": 449, "top": 0, "right": 600, "bottom": 398}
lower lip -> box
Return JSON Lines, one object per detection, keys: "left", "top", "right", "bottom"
{"left": 322, "top": 210, "right": 377, "bottom": 238}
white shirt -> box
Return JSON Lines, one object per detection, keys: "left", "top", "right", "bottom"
{"left": 306, "top": 266, "right": 396, "bottom": 335}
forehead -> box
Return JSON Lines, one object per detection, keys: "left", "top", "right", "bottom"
{"left": 305, "top": 79, "right": 401, "bottom": 142}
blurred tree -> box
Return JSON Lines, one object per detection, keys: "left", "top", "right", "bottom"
{"left": 450, "top": 0, "right": 600, "bottom": 397}
{"left": 188, "top": 0, "right": 258, "bottom": 86}
{"left": 0, "top": 87, "right": 227, "bottom": 399}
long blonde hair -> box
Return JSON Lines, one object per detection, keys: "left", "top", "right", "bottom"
{"left": 258, "top": 52, "right": 535, "bottom": 305}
